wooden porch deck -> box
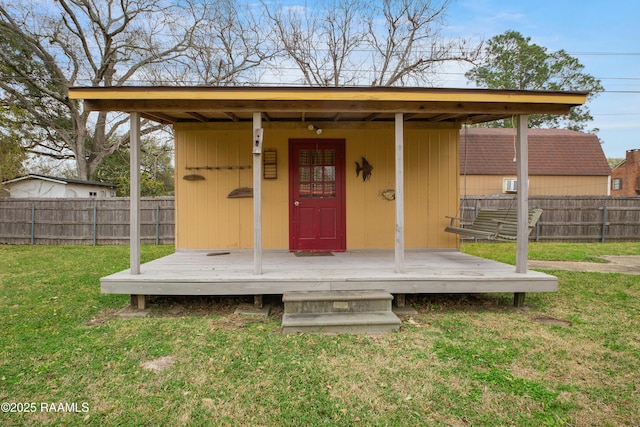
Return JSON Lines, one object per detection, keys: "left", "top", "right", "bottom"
{"left": 100, "top": 250, "right": 557, "bottom": 296}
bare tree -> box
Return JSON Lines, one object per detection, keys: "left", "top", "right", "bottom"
{"left": 264, "top": 0, "right": 480, "bottom": 87}
{"left": 264, "top": 0, "right": 369, "bottom": 87}
{"left": 0, "top": 0, "right": 272, "bottom": 180}
{"left": 368, "top": 0, "right": 480, "bottom": 86}
{"left": 144, "top": 0, "right": 273, "bottom": 86}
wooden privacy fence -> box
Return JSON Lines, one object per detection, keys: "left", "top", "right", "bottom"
{"left": 0, "top": 196, "right": 638, "bottom": 245}
{"left": 0, "top": 197, "right": 174, "bottom": 245}
{"left": 460, "top": 196, "right": 640, "bottom": 242}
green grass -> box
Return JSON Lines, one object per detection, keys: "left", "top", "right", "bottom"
{"left": 462, "top": 241, "right": 640, "bottom": 264}
{"left": 1, "top": 243, "right": 639, "bottom": 426}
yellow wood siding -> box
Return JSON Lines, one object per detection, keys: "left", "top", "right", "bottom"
{"left": 462, "top": 175, "right": 609, "bottom": 196}
{"left": 175, "top": 122, "right": 459, "bottom": 250}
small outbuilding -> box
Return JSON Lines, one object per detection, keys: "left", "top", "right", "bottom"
{"left": 68, "top": 86, "right": 587, "bottom": 311}
{"left": 2, "top": 174, "right": 116, "bottom": 198}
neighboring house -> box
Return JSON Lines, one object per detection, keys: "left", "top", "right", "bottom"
{"left": 1, "top": 174, "right": 116, "bottom": 198}
{"left": 460, "top": 128, "right": 611, "bottom": 196}
{"left": 611, "top": 149, "right": 640, "bottom": 196}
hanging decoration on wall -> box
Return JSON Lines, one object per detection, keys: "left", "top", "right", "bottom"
{"left": 185, "top": 165, "right": 251, "bottom": 171}
{"left": 355, "top": 157, "right": 373, "bottom": 182}
{"left": 227, "top": 187, "right": 253, "bottom": 198}
{"left": 183, "top": 174, "right": 205, "bottom": 181}
{"left": 263, "top": 149, "right": 277, "bottom": 179}
{"left": 379, "top": 189, "right": 395, "bottom": 201}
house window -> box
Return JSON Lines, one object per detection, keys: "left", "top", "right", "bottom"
{"left": 612, "top": 178, "right": 622, "bottom": 190}
{"left": 89, "top": 191, "right": 97, "bottom": 197}
{"left": 503, "top": 178, "right": 518, "bottom": 193}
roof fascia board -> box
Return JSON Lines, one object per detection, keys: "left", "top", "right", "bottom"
{"left": 69, "top": 86, "right": 588, "bottom": 106}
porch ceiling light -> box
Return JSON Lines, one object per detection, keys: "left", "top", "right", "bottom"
{"left": 308, "top": 124, "right": 322, "bottom": 135}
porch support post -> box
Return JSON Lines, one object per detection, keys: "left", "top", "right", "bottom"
{"left": 515, "top": 115, "right": 529, "bottom": 306}
{"left": 130, "top": 112, "right": 141, "bottom": 275}
{"left": 253, "top": 112, "right": 263, "bottom": 275}
{"left": 394, "top": 113, "right": 405, "bottom": 273}
{"left": 515, "top": 115, "right": 529, "bottom": 274}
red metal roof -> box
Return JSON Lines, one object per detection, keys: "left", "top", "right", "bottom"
{"left": 460, "top": 128, "right": 611, "bottom": 176}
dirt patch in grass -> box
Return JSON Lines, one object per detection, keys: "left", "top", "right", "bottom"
{"left": 87, "top": 295, "right": 281, "bottom": 327}
{"left": 532, "top": 315, "right": 572, "bottom": 327}
{"left": 140, "top": 355, "right": 175, "bottom": 372}
{"left": 529, "top": 255, "right": 640, "bottom": 274}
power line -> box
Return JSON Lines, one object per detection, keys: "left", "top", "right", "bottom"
{"left": 568, "top": 52, "right": 640, "bottom": 56}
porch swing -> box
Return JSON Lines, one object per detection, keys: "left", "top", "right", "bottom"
{"left": 444, "top": 123, "right": 543, "bottom": 241}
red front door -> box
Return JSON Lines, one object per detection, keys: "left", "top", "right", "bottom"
{"left": 289, "top": 139, "right": 346, "bottom": 252}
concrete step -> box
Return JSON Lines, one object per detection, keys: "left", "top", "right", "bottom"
{"left": 283, "top": 290, "right": 393, "bottom": 314}
{"left": 282, "top": 311, "right": 401, "bottom": 334}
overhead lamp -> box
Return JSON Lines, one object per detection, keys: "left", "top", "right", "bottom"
{"left": 308, "top": 124, "right": 322, "bottom": 135}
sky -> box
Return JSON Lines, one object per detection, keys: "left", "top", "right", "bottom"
{"left": 439, "top": 0, "right": 640, "bottom": 159}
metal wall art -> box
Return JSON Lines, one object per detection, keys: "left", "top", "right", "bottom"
{"left": 355, "top": 157, "right": 373, "bottom": 182}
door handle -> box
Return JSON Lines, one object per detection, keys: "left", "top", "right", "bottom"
{"left": 294, "top": 201, "right": 300, "bottom": 206}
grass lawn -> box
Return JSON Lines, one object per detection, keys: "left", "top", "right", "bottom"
{"left": 1, "top": 243, "right": 639, "bottom": 426}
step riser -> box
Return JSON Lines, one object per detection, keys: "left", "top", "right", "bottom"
{"left": 282, "top": 324, "right": 399, "bottom": 334}
{"left": 284, "top": 299, "right": 392, "bottom": 314}
{"left": 281, "top": 290, "right": 401, "bottom": 334}
{"left": 282, "top": 312, "right": 401, "bottom": 335}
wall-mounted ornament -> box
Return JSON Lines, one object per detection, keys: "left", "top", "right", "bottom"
{"left": 227, "top": 187, "right": 253, "bottom": 198}
{"left": 183, "top": 174, "right": 205, "bottom": 181}
{"left": 185, "top": 165, "right": 251, "bottom": 171}
{"left": 355, "top": 157, "right": 373, "bottom": 182}
{"left": 379, "top": 189, "right": 395, "bottom": 201}
{"left": 263, "top": 149, "right": 277, "bottom": 179}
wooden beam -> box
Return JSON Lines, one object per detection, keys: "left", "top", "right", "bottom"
{"left": 428, "top": 113, "right": 460, "bottom": 122}
{"left": 141, "top": 112, "right": 173, "bottom": 124}
{"left": 147, "top": 112, "right": 177, "bottom": 123}
{"left": 82, "top": 99, "right": 579, "bottom": 116}
{"left": 516, "top": 115, "right": 529, "bottom": 275}
{"left": 186, "top": 112, "right": 209, "bottom": 122}
{"left": 221, "top": 112, "right": 239, "bottom": 122}
{"left": 365, "top": 113, "right": 381, "bottom": 121}
{"left": 130, "top": 112, "right": 141, "bottom": 275}
{"left": 395, "top": 113, "right": 405, "bottom": 273}
{"left": 253, "top": 112, "right": 263, "bottom": 275}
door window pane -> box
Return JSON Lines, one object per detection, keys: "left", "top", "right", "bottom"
{"left": 312, "top": 183, "right": 323, "bottom": 198}
{"left": 299, "top": 167, "right": 310, "bottom": 182}
{"left": 324, "top": 149, "right": 335, "bottom": 165}
{"left": 324, "top": 166, "right": 335, "bottom": 182}
{"left": 299, "top": 150, "right": 310, "bottom": 166}
{"left": 324, "top": 183, "right": 336, "bottom": 197}
{"left": 299, "top": 183, "right": 311, "bottom": 198}
{"left": 312, "top": 150, "right": 323, "bottom": 165}
{"left": 298, "top": 147, "right": 338, "bottom": 199}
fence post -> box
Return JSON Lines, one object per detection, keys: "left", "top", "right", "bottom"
{"left": 600, "top": 205, "right": 607, "bottom": 243}
{"left": 93, "top": 204, "right": 97, "bottom": 246}
{"left": 31, "top": 204, "right": 35, "bottom": 245}
{"left": 155, "top": 205, "right": 160, "bottom": 245}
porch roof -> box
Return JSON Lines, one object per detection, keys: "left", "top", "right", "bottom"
{"left": 68, "top": 86, "right": 587, "bottom": 125}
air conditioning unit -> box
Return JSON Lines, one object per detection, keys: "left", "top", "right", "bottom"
{"left": 503, "top": 178, "right": 518, "bottom": 193}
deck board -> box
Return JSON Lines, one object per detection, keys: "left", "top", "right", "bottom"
{"left": 100, "top": 250, "right": 557, "bottom": 295}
